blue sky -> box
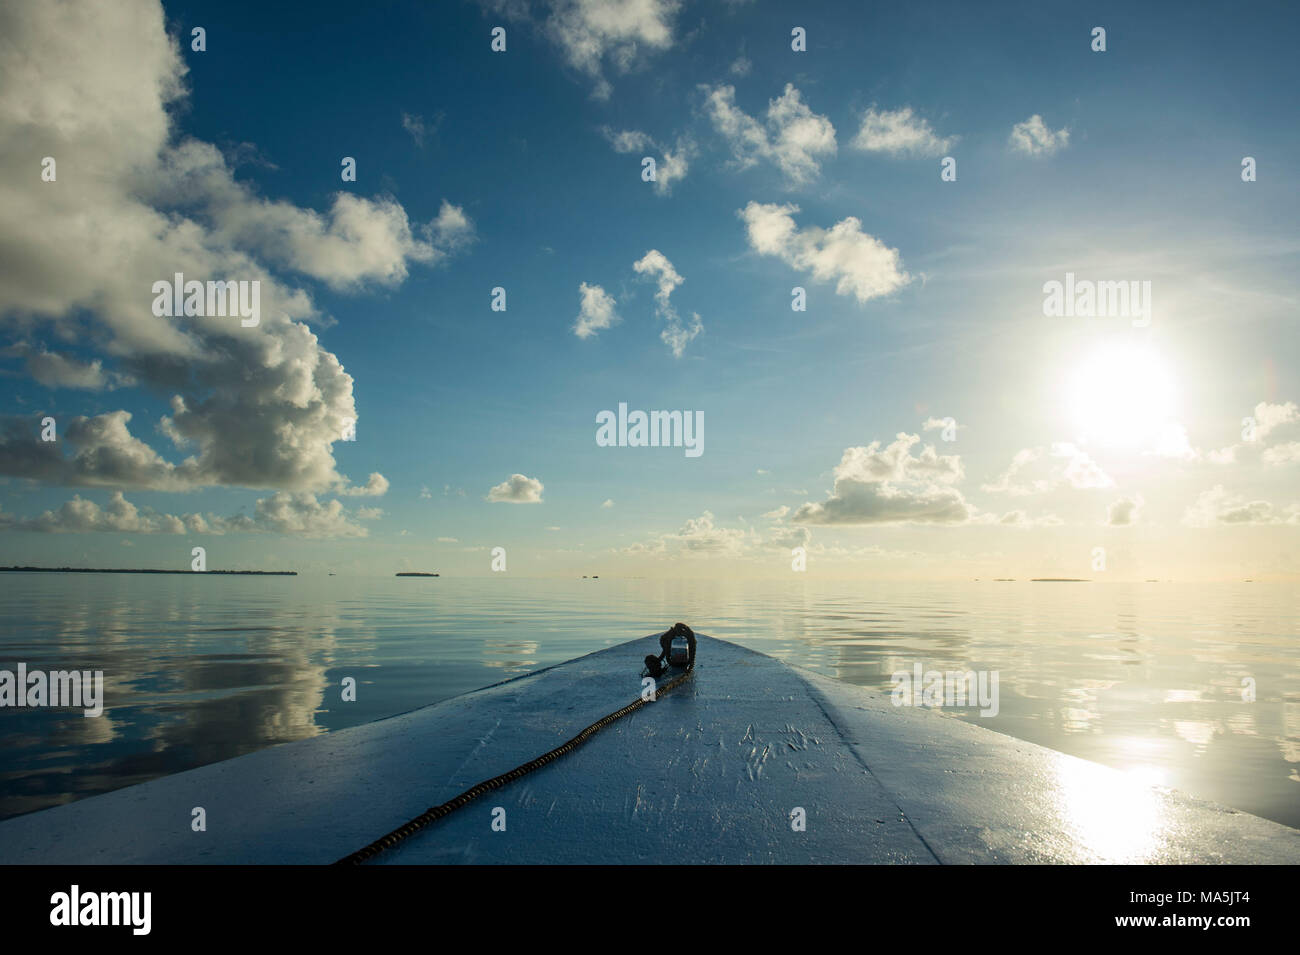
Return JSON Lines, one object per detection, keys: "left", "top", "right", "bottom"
{"left": 1, "top": 0, "right": 1298, "bottom": 578}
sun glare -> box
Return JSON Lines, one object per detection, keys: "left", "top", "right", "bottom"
{"left": 1065, "top": 343, "right": 1177, "bottom": 449}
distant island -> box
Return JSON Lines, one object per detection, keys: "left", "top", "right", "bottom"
{"left": 0, "top": 566, "right": 296, "bottom": 575}
{"left": 1030, "top": 578, "right": 1090, "bottom": 582}
{"left": 396, "top": 572, "right": 439, "bottom": 577}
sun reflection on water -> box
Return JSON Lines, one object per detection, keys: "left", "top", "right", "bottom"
{"left": 1054, "top": 757, "right": 1171, "bottom": 862}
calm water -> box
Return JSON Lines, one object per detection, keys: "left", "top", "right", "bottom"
{"left": 1, "top": 574, "right": 1296, "bottom": 829}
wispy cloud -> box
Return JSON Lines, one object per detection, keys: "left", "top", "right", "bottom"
{"left": 600, "top": 126, "right": 694, "bottom": 194}
{"left": 633, "top": 249, "right": 702, "bottom": 357}
{"left": 982, "top": 444, "right": 1113, "bottom": 495}
{"left": 484, "top": 0, "right": 682, "bottom": 99}
{"left": 701, "top": 83, "right": 836, "bottom": 185}
{"left": 401, "top": 111, "right": 440, "bottom": 147}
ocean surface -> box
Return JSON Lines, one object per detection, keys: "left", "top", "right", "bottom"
{"left": 0, "top": 574, "right": 1296, "bottom": 829}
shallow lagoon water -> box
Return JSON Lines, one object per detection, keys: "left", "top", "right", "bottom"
{"left": 0, "top": 574, "right": 1295, "bottom": 829}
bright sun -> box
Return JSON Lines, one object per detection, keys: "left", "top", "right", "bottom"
{"left": 1066, "top": 343, "right": 1177, "bottom": 449}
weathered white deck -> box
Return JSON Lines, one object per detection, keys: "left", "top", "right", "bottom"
{"left": 1, "top": 634, "right": 1296, "bottom": 864}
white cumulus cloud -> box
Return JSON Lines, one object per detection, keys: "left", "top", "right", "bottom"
{"left": 0, "top": 0, "right": 471, "bottom": 530}
{"left": 486, "top": 473, "right": 545, "bottom": 503}
{"left": 573, "top": 282, "right": 619, "bottom": 339}
{"left": 739, "top": 202, "right": 910, "bottom": 304}
{"left": 793, "top": 433, "right": 971, "bottom": 526}
{"left": 1008, "top": 114, "right": 1070, "bottom": 156}
{"left": 852, "top": 106, "right": 955, "bottom": 158}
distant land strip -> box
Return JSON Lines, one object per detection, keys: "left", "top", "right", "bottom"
{"left": 395, "top": 572, "right": 439, "bottom": 577}
{"left": 0, "top": 566, "right": 296, "bottom": 576}
{"left": 1029, "top": 578, "right": 1091, "bottom": 582}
